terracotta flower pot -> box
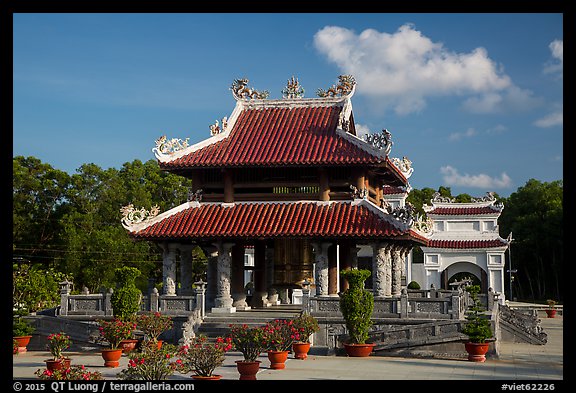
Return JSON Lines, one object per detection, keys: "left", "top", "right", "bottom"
{"left": 545, "top": 309, "right": 557, "bottom": 318}
{"left": 120, "top": 339, "right": 139, "bottom": 353}
{"left": 267, "top": 350, "right": 289, "bottom": 369}
{"left": 464, "top": 342, "right": 490, "bottom": 362}
{"left": 14, "top": 336, "right": 32, "bottom": 353}
{"left": 235, "top": 360, "right": 261, "bottom": 380}
{"left": 343, "top": 343, "right": 375, "bottom": 357}
{"left": 292, "top": 342, "right": 311, "bottom": 360}
{"left": 101, "top": 348, "right": 123, "bottom": 367}
{"left": 45, "top": 358, "right": 71, "bottom": 372}
{"left": 191, "top": 374, "right": 222, "bottom": 380}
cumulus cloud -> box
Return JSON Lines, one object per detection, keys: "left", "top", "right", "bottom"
{"left": 534, "top": 111, "right": 563, "bottom": 128}
{"left": 440, "top": 165, "right": 512, "bottom": 189}
{"left": 448, "top": 128, "right": 477, "bottom": 141}
{"left": 313, "top": 24, "right": 538, "bottom": 115}
{"left": 544, "top": 39, "right": 563, "bottom": 76}
{"left": 354, "top": 123, "right": 371, "bottom": 138}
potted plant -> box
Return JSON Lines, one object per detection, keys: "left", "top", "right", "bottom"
{"left": 461, "top": 284, "right": 493, "bottom": 362}
{"left": 176, "top": 335, "right": 233, "bottom": 380}
{"left": 96, "top": 318, "right": 137, "bottom": 367}
{"left": 45, "top": 332, "right": 72, "bottom": 371}
{"left": 117, "top": 342, "right": 180, "bottom": 380}
{"left": 339, "top": 269, "right": 375, "bottom": 357}
{"left": 291, "top": 312, "right": 320, "bottom": 359}
{"left": 135, "top": 311, "right": 174, "bottom": 348}
{"left": 13, "top": 315, "right": 35, "bottom": 353}
{"left": 228, "top": 323, "right": 268, "bottom": 380}
{"left": 35, "top": 365, "right": 103, "bottom": 380}
{"left": 261, "top": 319, "right": 298, "bottom": 369}
{"left": 545, "top": 299, "right": 557, "bottom": 318}
{"left": 13, "top": 339, "right": 19, "bottom": 355}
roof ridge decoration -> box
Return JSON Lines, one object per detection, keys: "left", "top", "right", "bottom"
{"left": 152, "top": 135, "right": 190, "bottom": 159}
{"left": 424, "top": 191, "right": 504, "bottom": 212}
{"left": 391, "top": 156, "right": 414, "bottom": 179}
{"left": 281, "top": 76, "right": 305, "bottom": 99}
{"left": 209, "top": 117, "right": 228, "bottom": 136}
{"left": 230, "top": 78, "right": 270, "bottom": 100}
{"left": 120, "top": 203, "right": 160, "bottom": 230}
{"left": 317, "top": 75, "right": 356, "bottom": 98}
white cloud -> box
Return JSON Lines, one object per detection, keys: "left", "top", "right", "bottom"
{"left": 544, "top": 39, "right": 563, "bottom": 76}
{"left": 448, "top": 127, "right": 477, "bottom": 141}
{"left": 534, "top": 111, "right": 563, "bottom": 128}
{"left": 355, "top": 123, "right": 371, "bottom": 138}
{"left": 440, "top": 165, "right": 512, "bottom": 189}
{"left": 314, "top": 24, "right": 536, "bottom": 115}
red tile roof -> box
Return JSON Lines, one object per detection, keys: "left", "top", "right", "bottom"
{"left": 426, "top": 206, "right": 500, "bottom": 215}
{"left": 382, "top": 185, "right": 407, "bottom": 195}
{"left": 160, "top": 103, "right": 384, "bottom": 169}
{"left": 426, "top": 239, "right": 508, "bottom": 249}
{"left": 129, "top": 200, "right": 428, "bottom": 244}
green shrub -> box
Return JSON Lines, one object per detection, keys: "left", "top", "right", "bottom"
{"left": 462, "top": 285, "right": 493, "bottom": 343}
{"left": 13, "top": 317, "right": 35, "bottom": 337}
{"left": 407, "top": 281, "right": 421, "bottom": 290}
{"left": 110, "top": 267, "right": 142, "bottom": 321}
{"left": 339, "top": 269, "right": 374, "bottom": 344}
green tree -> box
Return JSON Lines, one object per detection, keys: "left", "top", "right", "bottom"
{"left": 498, "top": 179, "right": 563, "bottom": 301}
{"left": 13, "top": 263, "right": 69, "bottom": 313}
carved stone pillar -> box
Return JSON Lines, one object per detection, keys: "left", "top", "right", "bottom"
{"left": 231, "top": 243, "right": 250, "bottom": 310}
{"left": 211, "top": 242, "right": 236, "bottom": 313}
{"left": 384, "top": 244, "right": 392, "bottom": 297}
{"left": 162, "top": 242, "right": 179, "bottom": 296}
{"left": 372, "top": 243, "right": 387, "bottom": 298}
{"left": 311, "top": 242, "right": 331, "bottom": 297}
{"left": 391, "top": 245, "right": 403, "bottom": 297}
{"left": 179, "top": 244, "right": 194, "bottom": 296}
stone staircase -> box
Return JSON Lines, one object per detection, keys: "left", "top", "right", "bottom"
{"left": 196, "top": 305, "right": 303, "bottom": 339}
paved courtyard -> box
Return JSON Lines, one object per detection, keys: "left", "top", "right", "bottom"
{"left": 13, "top": 313, "right": 562, "bottom": 383}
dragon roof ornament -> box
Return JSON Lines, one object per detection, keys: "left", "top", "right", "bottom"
{"left": 282, "top": 76, "right": 305, "bottom": 99}
{"left": 431, "top": 192, "right": 455, "bottom": 203}
{"left": 364, "top": 129, "right": 393, "bottom": 156}
{"left": 153, "top": 135, "right": 190, "bottom": 160}
{"left": 120, "top": 203, "right": 160, "bottom": 230}
{"left": 230, "top": 78, "right": 270, "bottom": 100}
{"left": 209, "top": 117, "right": 228, "bottom": 136}
{"left": 317, "top": 75, "right": 356, "bottom": 98}
{"left": 391, "top": 156, "right": 414, "bottom": 178}
{"left": 411, "top": 213, "right": 434, "bottom": 236}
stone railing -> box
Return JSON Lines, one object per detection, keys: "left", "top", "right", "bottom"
{"left": 57, "top": 281, "right": 206, "bottom": 318}
{"left": 307, "top": 288, "right": 467, "bottom": 320}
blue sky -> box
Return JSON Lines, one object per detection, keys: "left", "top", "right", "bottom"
{"left": 13, "top": 13, "right": 563, "bottom": 198}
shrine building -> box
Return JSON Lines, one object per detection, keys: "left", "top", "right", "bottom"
{"left": 121, "top": 76, "right": 432, "bottom": 313}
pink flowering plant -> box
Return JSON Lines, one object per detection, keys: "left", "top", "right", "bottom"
{"left": 177, "top": 335, "right": 233, "bottom": 377}
{"left": 47, "top": 332, "right": 72, "bottom": 360}
{"left": 96, "top": 318, "right": 137, "bottom": 350}
{"left": 261, "top": 319, "right": 299, "bottom": 352}
{"left": 292, "top": 313, "right": 320, "bottom": 343}
{"left": 35, "top": 365, "right": 103, "bottom": 380}
{"left": 117, "top": 342, "right": 180, "bottom": 380}
{"left": 135, "top": 312, "right": 173, "bottom": 343}
{"left": 228, "top": 323, "right": 268, "bottom": 362}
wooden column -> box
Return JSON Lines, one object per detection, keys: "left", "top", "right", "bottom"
{"left": 223, "top": 169, "right": 234, "bottom": 203}
{"left": 319, "top": 168, "right": 330, "bottom": 201}
{"left": 252, "top": 240, "right": 268, "bottom": 308}
{"left": 328, "top": 243, "right": 338, "bottom": 295}
{"left": 339, "top": 241, "right": 352, "bottom": 292}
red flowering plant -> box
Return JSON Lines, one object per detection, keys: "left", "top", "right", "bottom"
{"left": 292, "top": 313, "right": 320, "bottom": 343}
{"left": 35, "top": 365, "right": 103, "bottom": 380}
{"left": 96, "top": 318, "right": 137, "bottom": 350}
{"left": 13, "top": 338, "right": 19, "bottom": 355}
{"left": 261, "top": 319, "right": 299, "bottom": 352}
{"left": 228, "top": 323, "right": 268, "bottom": 362}
{"left": 46, "top": 332, "right": 72, "bottom": 360}
{"left": 177, "top": 335, "right": 233, "bottom": 377}
{"left": 117, "top": 342, "right": 180, "bottom": 380}
{"left": 135, "top": 312, "right": 173, "bottom": 344}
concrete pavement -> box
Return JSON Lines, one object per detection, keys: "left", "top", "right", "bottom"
{"left": 12, "top": 313, "right": 563, "bottom": 382}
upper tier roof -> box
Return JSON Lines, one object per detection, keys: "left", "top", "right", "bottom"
{"left": 154, "top": 96, "right": 408, "bottom": 184}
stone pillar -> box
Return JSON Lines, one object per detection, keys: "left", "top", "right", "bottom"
{"left": 204, "top": 246, "right": 218, "bottom": 310}
{"left": 231, "top": 243, "right": 250, "bottom": 310}
{"left": 252, "top": 240, "right": 268, "bottom": 308}
{"left": 391, "top": 245, "right": 403, "bottom": 297}
{"left": 328, "top": 244, "right": 338, "bottom": 296}
{"left": 162, "top": 243, "right": 179, "bottom": 296}
{"left": 211, "top": 242, "right": 236, "bottom": 313}
{"left": 372, "top": 243, "right": 387, "bottom": 298}
{"left": 311, "top": 242, "right": 331, "bottom": 297}
{"left": 179, "top": 244, "right": 195, "bottom": 296}
{"left": 384, "top": 244, "right": 392, "bottom": 297}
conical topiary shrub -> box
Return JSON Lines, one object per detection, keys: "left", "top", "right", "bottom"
{"left": 339, "top": 269, "right": 374, "bottom": 356}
